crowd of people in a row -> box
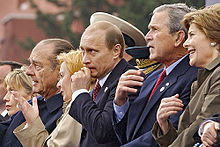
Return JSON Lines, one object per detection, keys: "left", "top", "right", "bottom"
{"left": 0, "top": 3, "right": 220, "bottom": 147}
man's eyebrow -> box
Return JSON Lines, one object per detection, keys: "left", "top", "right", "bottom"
{"left": 31, "top": 59, "right": 41, "bottom": 65}
{"left": 148, "top": 24, "right": 158, "bottom": 29}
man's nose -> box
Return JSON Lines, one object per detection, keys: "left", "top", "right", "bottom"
{"left": 145, "top": 31, "right": 152, "bottom": 41}
{"left": 26, "top": 64, "right": 34, "bottom": 76}
{"left": 82, "top": 54, "right": 90, "bottom": 65}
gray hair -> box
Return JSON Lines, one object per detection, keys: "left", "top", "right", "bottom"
{"left": 153, "top": 3, "right": 196, "bottom": 38}
{"left": 39, "top": 38, "right": 74, "bottom": 70}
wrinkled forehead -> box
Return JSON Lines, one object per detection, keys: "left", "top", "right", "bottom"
{"left": 60, "top": 61, "right": 69, "bottom": 73}
{"left": 82, "top": 21, "right": 113, "bottom": 38}
{"left": 148, "top": 11, "right": 170, "bottom": 31}
{"left": 80, "top": 29, "right": 106, "bottom": 45}
{"left": 150, "top": 11, "right": 169, "bottom": 25}
{"left": 29, "top": 43, "right": 54, "bottom": 64}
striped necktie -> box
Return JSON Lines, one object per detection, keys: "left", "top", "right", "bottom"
{"left": 93, "top": 81, "right": 101, "bottom": 101}
{"left": 149, "top": 69, "right": 166, "bottom": 100}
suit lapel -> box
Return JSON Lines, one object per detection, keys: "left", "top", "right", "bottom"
{"left": 95, "top": 59, "right": 129, "bottom": 104}
{"left": 132, "top": 72, "right": 178, "bottom": 138}
{"left": 126, "top": 70, "right": 160, "bottom": 140}
{"left": 94, "top": 85, "right": 109, "bottom": 104}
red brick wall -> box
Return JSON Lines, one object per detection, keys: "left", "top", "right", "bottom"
{"left": 1, "top": 18, "right": 46, "bottom": 62}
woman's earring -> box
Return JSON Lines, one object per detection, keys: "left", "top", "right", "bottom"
{"left": 211, "top": 42, "right": 216, "bottom": 47}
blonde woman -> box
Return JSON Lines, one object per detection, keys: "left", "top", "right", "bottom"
{"left": 13, "top": 50, "right": 90, "bottom": 147}
{"left": 3, "top": 66, "right": 32, "bottom": 117}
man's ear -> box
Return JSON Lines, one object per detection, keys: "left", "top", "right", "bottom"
{"left": 174, "top": 30, "right": 185, "bottom": 47}
{"left": 113, "top": 44, "right": 122, "bottom": 59}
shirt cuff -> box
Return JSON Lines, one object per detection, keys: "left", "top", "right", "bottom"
{"left": 198, "top": 120, "right": 214, "bottom": 137}
{"left": 113, "top": 99, "right": 129, "bottom": 122}
{"left": 71, "top": 89, "right": 89, "bottom": 103}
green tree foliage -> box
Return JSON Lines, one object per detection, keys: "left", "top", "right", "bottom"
{"left": 20, "top": 0, "right": 205, "bottom": 49}
{"left": 17, "top": 36, "right": 36, "bottom": 51}
{"left": 116, "top": 0, "right": 205, "bottom": 34}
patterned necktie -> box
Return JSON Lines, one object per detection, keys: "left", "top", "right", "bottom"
{"left": 93, "top": 81, "right": 101, "bottom": 101}
{"left": 149, "top": 69, "right": 166, "bottom": 100}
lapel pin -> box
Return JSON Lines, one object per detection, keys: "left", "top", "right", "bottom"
{"left": 104, "top": 87, "right": 108, "bottom": 92}
{"left": 160, "top": 87, "right": 165, "bottom": 92}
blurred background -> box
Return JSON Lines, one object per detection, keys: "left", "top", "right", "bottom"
{"left": 0, "top": 0, "right": 218, "bottom": 63}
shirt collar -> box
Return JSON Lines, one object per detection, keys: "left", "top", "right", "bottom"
{"left": 37, "top": 92, "right": 63, "bottom": 113}
{"left": 1, "top": 110, "right": 8, "bottom": 117}
{"left": 205, "top": 56, "right": 220, "bottom": 71}
{"left": 98, "top": 72, "right": 111, "bottom": 87}
{"left": 165, "top": 54, "right": 187, "bottom": 75}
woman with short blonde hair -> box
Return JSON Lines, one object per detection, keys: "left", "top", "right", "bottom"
{"left": 3, "top": 66, "right": 33, "bottom": 116}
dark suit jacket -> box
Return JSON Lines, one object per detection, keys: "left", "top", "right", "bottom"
{"left": 209, "top": 114, "right": 220, "bottom": 123}
{"left": 114, "top": 55, "right": 198, "bottom": 147}
{"left": 69, "top": 59, "right": 141, "bottom": 147}
{"left": 0, "top": 93, "right": 63, "bottom": 147}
